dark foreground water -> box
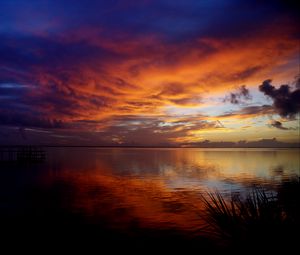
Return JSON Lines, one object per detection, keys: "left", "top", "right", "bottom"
{"left": 0, "top": 148, "right": 299, "bottom": 252}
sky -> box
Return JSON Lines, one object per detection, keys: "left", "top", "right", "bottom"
{"left": 0, "top": 0, "right": 299, "bottom": 146}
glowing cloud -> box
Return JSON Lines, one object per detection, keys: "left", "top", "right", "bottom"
{"left": 0, "top": 0, "right": 299, "bottom": 145}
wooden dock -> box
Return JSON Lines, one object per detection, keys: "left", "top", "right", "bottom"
{"left": 0, "top": 146, "right": 46, "bottom": 163}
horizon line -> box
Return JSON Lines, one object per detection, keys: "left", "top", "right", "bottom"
{"left": 0, "top": 145, "right": 299, "bottom": 149}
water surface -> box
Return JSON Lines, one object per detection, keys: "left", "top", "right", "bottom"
{"left": 0, "top": 148, "right": 299, "bottom": 249}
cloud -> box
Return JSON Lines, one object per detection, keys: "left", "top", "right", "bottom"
{"left": 0, "top": 110, "right": 64, "bottom": 129}
{"left": 98, "top": 115, "right": 225, "bottom": 146}
{"left": 0, "top": 1, "right": 299, "bottom": 145}
{"left": 218, "top": 105, "right": 274, "bottom": 119}
{"left": 269, "top": 120, "right": 288, "bottom": 130}
{"left": 18, "top": 127, "right": 27, "bottom": 140}
{"left": 294, "top": 75, "right": 300, "bottom": 89}
{"left": 1, "top": 0, "right": 298, "bottom": 41}
{"left": 183, "top": 138, "right": 299, "bottom": 148}
{"left": 259, "top": 79, "right": 300, "bottom": 118}
{"left": 224, "top": 85, "right": 252, "bottom": 104}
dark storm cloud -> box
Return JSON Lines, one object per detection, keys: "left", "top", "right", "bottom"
{"left": 224, "top": 85, "right": 252, "bottom": 104}
{"left": 259, "top": 79, "right": 300, "bottom": 118}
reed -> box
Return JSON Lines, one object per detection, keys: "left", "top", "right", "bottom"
{"left": 201, "top": 180, "right": 300, "bottom": 251}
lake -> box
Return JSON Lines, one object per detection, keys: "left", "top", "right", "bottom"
{"left": 0, "top": 147, "right": 299, "bottom": 251}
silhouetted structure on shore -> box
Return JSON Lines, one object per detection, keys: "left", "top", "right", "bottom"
{"left": 0, "top": 146, "right": 45, "bottom": 163}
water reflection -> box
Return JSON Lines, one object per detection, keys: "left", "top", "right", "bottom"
{"left": 0, "top": 148, "right": 299, "bottom": 250}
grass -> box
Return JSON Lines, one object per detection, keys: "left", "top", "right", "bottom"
{"left": 201, "top": 180, "right": 300, "bottom": 251}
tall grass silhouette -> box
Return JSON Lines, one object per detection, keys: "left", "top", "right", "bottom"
{"left": 201, "top": 180, "right": 299, "bottom": 251}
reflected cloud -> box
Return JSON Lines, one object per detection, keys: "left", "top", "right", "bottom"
{"left": 33, "top": 148, "right": 299, "bottom": 233}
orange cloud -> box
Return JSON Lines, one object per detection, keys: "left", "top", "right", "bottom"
{"left": 1, "top": 21, "right": 298, "bottom": 145}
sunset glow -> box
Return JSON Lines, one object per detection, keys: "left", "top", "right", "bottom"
{"left": 0, "top": 0, "right": 299, "bottom": 146}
